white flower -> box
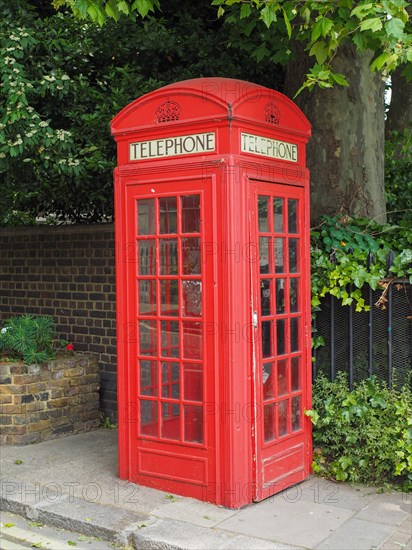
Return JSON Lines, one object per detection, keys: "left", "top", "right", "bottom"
{"left": 39, "top": 121, "right": 48, "bottom": 127}
{"left": 0, "top": 153, "right": 6, "bottom": 159}
{"left": 43, "top": 75, "right": 56, "bottom": 82}
{"left": 1, "top": 327, "right": 7, "bottom": 333}
{"left": 61, "top": 75, "right": 70, "bottom": 81}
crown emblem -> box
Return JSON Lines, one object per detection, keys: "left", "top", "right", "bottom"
{"left": 155, "top": 97, "right": 181, "bottom": 123}
{"left": 264, "top": 102, "right": 281, "bottom": 125}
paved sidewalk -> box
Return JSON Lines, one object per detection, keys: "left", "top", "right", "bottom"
{"left": 1, "top": 430, "right": 410, "bottom": 550}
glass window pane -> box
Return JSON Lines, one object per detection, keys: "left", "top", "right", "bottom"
{"left": 182, "top": 195, "right": 200, "bottom": 233}
{"left": 162, "top": 401, "right": 180, "bottom": 440}
{"left": 276, "top": 319, "right": 286, "bottom": 356}
{"left": 274, "top": 238, "right": 285, "bottom": 273}
{"left": 263, "top": 362, "right": 274, "bottom": 400}
{"left": 292, "top": 396, "right": 302, "bottom": 432}
{"left": 183, "top": 280, "right": 202, "bottom": 317}
{"left": 139, "top": 360, "right": 157, "bottom": 396}
{"left": 290, "top": 278, "right": 299, "bottom": 313}
{"left": 184, "top": 363, "right": 203, "bottom": 402}
{"left": 161, "top": 362, "right": 180, "bottom": 398}
{"left": 184, "top": 405, "right": 203, "bottom": 443}
{"left": 160, "top": 320, "right": 179, "bottom": 358}
{"left": 139, "top": 280, "right": 156, "bottom": 315}
{"left": 258, "top": 196, "right": 269, "bottom": 232}
{"left": 161, "top": 279, "right": 178, "bottom": 317}
{"left": 139, "top": 320, "right": 157, "bottom": 356}
{"left": 183, "top": 321, "right": 202, "bottom": 360}
{"left": 264, "top": 404, "right": 275, "bottom": 443}
{"left": 259, "top": 237, "right": 270, "bottom": 274}
{"left": 260, "top": 279, "right": 271, "bottom": 316}
{"left": 291, "top": 357, "right": 300, "bottom": 391}
{"left": 140, "top": 400, "right": 158, "bottom": 437}
{"left": 276, "top": 279, "right": 285, "bottom": 314}
{"left": 262, "top": 320, "right": 272, "bottom": 358}
{"left": 138, "top": 240, "right": 156, "bottom": 275}
{"left": 274, "top": 198, "right": 284, "bottom": 233}
{"left": 288, "top": 199, "right": 298, "bottom": 234}
{"left": 278, "top": 399, "right": 289, "bottom": 437}
{"left": 289, "top": 238, "right": 299, "bottom": 273}
{"left": 182, "top": 237, "right": 201, "bottom": 275}
{"left": 159, "top": 197, "right": 177, "bottom": 234}
{"left": 277, "top": 359, "right": 288, "bottom": 396}
{"left": 290, "top": 317, "right": 300, "bottom": 352}
{"left": 160, "top": 239, "right": 178, "bottom": 275}
{"left": 137, "top": 199, "right": 155, "bottom": 235}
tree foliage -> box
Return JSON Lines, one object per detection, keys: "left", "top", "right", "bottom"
{"left": 54, "top": 0, "right": 412, "bottom": 92}
{"left": 0, "top": 0, "right": 281, "bottom": 224}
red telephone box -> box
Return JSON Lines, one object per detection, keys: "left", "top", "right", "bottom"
{"left": 111, "top": 77, "right": 312, "bottom": 508}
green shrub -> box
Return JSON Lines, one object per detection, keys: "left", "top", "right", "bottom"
{"left": 306, "top": 373, "right": 412, "bottom": 490}
{"left": 0, "top": 315, "right": 56, "bottom": 364}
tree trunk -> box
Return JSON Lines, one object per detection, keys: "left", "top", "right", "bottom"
{"left": 385, "top": 67, "right": 412, "bottom": 138}
{"left": 284, "top": 43, "right": 386, "bottom": 224}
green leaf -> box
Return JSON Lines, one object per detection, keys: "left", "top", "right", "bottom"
{"left": 331, "top": 73, "right": 349, "bottom": 86}
{"left": 309, "top": 41, "right": 328, "bottom": 65}
{"left": 240, "top": 4, "right": 251, "bottom": 19}
{"left": 311, "top": 19, "right": 324, "bottom": 42}
{"left": 3, "top": 523, "right": 14, "bottom": 528}
{"left": 385, "top": 18, "right": 405, "bottom": 39}
{"left": 360, "top": 18, "right": 383, "bottom": 33}
{"left": 117, "top": 1, "right": 130, "bottom": 15}
{"left": 260, "top": 5, "right": 278, "bottom": 28}
{"left": 320, "top": 18, "right": 334, "bottom": 38}
{"left": 68, "top": 542, "right": 77, "bottom": 547}
{"left": 132, "top": 0, "right": 155, "bottom": 17}
{"left": 350, "top": 3, "right": 374, "bottom": 18}
{"left": 282, "top": 8, "right": 292, "bottom": 39}
{"left": 371, "top": 51, "right": 391, "bottom": 71}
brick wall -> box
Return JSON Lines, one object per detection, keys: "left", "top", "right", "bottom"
{"left": 0, "top": 224, "right": 117, "bottom": 420}
{"left": 0, "top": 354, "right": 100, "bottom": 445}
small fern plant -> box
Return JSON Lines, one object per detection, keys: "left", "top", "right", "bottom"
{"left": 0, "top": 315, "right": 56, "bottom": 364}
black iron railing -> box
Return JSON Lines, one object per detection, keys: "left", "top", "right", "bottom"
{"left": 313, "top": 256, "right": 412, "bottom": 388}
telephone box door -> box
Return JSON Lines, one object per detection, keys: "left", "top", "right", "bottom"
{"left": 250, "top": 180, "right": 311, "bottom": 502}
{"left": 121, "top": 179, "right": 217, "bottom": 499}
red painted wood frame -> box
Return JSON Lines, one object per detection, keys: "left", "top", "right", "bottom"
{"left": 112, "top": 78, "right": 312, "bottom": 508}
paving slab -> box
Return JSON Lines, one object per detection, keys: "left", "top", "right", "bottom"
{"left": 296, "top": 478, "right": 378, "bottom": 512}
{"left": 217, "top": 495, "right": 355, "bottom": 548}
{"left": 355, "top": 492, "right": 411, "bottom": 525}
{"left": 315, "top": 517, "right": 396, "bottom": 550}
{"left": 149, "top": 497, "right": 237, "bottom": 527}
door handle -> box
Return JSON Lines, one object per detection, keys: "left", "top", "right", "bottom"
{"left": 252, "top": 311, "right": 258, "bottom": 329}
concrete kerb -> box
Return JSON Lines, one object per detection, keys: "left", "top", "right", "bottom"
{"left": 0, "top": 477, "right": 302, "bottom": 550}
{"left": 0, "top": 477, "right": 145, "bottom": 547}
